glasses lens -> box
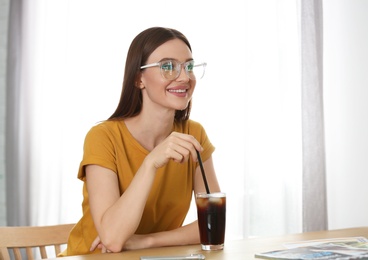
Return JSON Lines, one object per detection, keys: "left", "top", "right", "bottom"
{"left": 159, "top": 60, "right": 206, "bottom": 80}
{"left": 186, "top": 61, "right": 206, "bottom": 80}
{"left": 160, "top": 60, "right": 179, "bottom": 80}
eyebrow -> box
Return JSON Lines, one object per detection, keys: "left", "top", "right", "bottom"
{"left": 158, "top": 58, "right": 194, "bottom": 62}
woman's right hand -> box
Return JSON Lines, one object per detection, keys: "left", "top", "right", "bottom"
{"left": 145, "top": 131, "right": 203, "bottom": 169}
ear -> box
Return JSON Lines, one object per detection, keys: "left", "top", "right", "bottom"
{"left": 135, "top": 73, "right": 145, "bottom": 89}
{"left": 136, "top": 81, "right": 145, "bottom": 89}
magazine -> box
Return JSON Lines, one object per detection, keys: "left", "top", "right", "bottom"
{"left": 255, "top": 237, "right": 368, "bottom": 259}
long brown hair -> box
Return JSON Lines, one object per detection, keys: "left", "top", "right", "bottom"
{"left": 109, "top": 27, "right": 193, "bottom": 121}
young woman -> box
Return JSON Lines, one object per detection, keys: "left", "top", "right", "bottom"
{"left": 65, "top": 27, "right": 221, "bottom": 255}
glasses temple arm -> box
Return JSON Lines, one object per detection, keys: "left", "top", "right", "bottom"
{"left": 140, "top": 62, "right": 160, "bottom": 69}
{"left": 193, "top": 62, "right": 207, "bottom": 67}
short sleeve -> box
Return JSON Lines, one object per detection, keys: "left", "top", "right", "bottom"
{"left": 186, "top": 120, "right": 215, "bottom": 163}
{"left": 77, "top": 124, "right": 117, "bottom": 181}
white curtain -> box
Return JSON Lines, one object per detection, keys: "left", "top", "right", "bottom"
{"left": 243, "top": 0, "right": 303, "bottom": 236}
{"left": 2, "top": 0, "right": 325, "bottom": 239}
{"left": 301, "top": 0, "right": 328, "bottom": 232}
{"left": 0, "top": 0, "right": 10, "bottom": 226}
{"left": 5, "top": 0, "right": 33, "bottom": 226}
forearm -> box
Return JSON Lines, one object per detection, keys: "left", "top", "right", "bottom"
{"left": 92, "top": 219, "right": 200, "bottom": 253}
{"left": 149, "top": 221, "right": 200, "bottom": 248}
{"left": 92, "top": 160, "right": 157, "bottom": 252}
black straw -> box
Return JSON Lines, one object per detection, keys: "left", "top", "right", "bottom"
{"left": 196, "top": 150, "right": 210, "bottom": 194}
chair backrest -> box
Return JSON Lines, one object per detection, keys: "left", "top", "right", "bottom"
{"left": 0, "top": 223, "right": 75, "bottom": 260}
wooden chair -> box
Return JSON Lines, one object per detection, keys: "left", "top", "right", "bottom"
{"left": 0, "top": 223, "right": 75, "bottom": 260}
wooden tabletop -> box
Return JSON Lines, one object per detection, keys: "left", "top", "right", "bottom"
{"left": 52, "top": 227, "right": 368, "bottom": 259}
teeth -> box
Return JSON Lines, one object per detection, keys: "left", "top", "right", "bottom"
{"left": 168, "top": 89, "right": 186, "bottom": 93}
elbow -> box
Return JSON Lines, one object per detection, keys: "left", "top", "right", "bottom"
{"left": 102, "top": 238, "right": 125, "bottom": 253}
{"left": 97, "top": 222, "right": 135, "bottom": 252}
{"left": 101, "top": 236, "right": 127, "bottom": 253}
{"left": 107, "top": 244, "right": 124, "bottom": 253}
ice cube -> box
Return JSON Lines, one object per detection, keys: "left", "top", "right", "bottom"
{"left": 209, "top": 197, "right": 224, "bottom": 206}
{"left": 196, "top": 198, "right": 209, "bottom": 209}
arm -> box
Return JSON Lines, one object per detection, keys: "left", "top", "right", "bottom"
{"left": 123, "top": 221, "right": 200, "bottom": 250}
{"left": 122, "top": 155, "right": 221, "bottom": 250}
{"left": 87, "top": 132, "right": 204, "bottom": 253}
{"left": 86, "top": 162, "right": 155, "bottom": 253}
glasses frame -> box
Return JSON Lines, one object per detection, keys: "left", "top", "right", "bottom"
{"left": 140, "top": 59, "right": 207, "bottom": 80}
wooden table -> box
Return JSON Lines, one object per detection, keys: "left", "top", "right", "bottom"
{"left": 52, "top": 227, "right": 368, "bottom": 259}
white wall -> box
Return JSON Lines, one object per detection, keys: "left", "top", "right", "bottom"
{"left": 324, "top": 0, "right": 368, "bottom": 229}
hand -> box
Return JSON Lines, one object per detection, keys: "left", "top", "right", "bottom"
{"left": 90, "top": 236, "right": 112, "bottom": 253}
{"left": 145, "top": 132, "right": 203, "bottom": 169}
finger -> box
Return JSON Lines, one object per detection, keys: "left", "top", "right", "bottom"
{"left": 169, "top": 148, "right": 186, "bottom": 164}
{"left": 90, "top": 236, "right": 101, "bottom": 252}
{"left": 169, "top": 133, "right": 203, "bottom": 160}
{"left": 166, "top": 143, "right": 192, "bottom": 163}
{"left": 171, "top": 132, "right": 203, "bottom": 152}
{"left": 175, "top": 154, "right": 184, "bottom": 164}
{"left": 170, "top": 138, "right": 200, "bottom": 162}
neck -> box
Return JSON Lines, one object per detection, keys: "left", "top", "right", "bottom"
{"left": 124, "top": 110, "right": 175, "bottom": 151}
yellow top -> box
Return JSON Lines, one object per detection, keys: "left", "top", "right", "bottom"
{"left": 65, "top": 119, "right": 215, "bottom": 256}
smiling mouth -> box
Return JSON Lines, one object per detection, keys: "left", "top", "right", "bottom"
{"left": 168, "top": 89, "right": 187, "bottom": 93}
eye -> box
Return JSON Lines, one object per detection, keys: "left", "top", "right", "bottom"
{"left": 186, "top": 61, "right": 195, "bottom": 72}
{"left": 161, "top": 61, "right": 174, "bottom": 71}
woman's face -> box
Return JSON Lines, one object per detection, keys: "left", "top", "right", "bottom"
{"left": 139, "top": 39, "right": 196, "bottom": 112}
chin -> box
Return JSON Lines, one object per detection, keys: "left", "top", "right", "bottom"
{"left": 176, "top": 104, "right": 190, "bottom": 111}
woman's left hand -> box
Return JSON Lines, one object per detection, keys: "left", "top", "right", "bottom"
{"left": 90, "top": 236, "right": 111, "bottom": 253}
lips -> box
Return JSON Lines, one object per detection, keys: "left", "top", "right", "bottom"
{"left": 167, "top": 86, "right": 189, "bottom": 97}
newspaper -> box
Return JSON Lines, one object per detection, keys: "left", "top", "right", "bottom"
{"left": 255, "top": 237, "right": 368, "bottom": 259}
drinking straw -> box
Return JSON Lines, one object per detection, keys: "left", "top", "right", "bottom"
{"left": 196, "top": 150, "right": 210, "bottom": 194}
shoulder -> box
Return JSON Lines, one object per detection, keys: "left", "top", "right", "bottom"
{"left": 86, "top": 120, "right": 124, "bottom": 136}
{"left": 84, "top": 120, "right": 126, "bottom": 145}
{"left": 179, "top": 119, "right": 205, "bottom": 133}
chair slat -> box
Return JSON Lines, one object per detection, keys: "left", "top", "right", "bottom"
{"left": 0, "top": 247, "right": 10, "bottom": 260}
{"left": 26, "top": 247, "right": 34, "bottom": 260}
{"left": 55, "top": 244, "right": 62, "bottom": 255}
{"left": 39, "top": 246, "right": 47, "bottom": 258}
{"left": 13, "top": 248, "right": 22, "bottom": 260}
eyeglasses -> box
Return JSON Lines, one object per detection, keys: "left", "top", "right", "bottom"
{"left": 140, "top": 59, "right": 207, "bottom": 81}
